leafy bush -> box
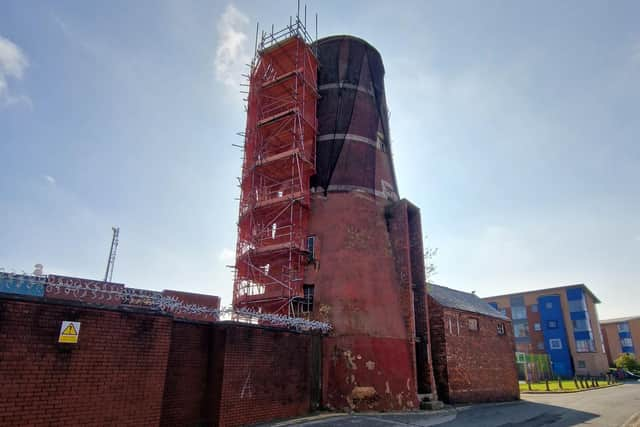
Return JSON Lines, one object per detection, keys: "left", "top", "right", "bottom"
{"left": 614, "top": 353, "right": 640, "bottom": 372}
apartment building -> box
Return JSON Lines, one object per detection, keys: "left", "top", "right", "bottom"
{"left": 483, "top": 284, "right": 609, "bottom": 378}
{"left": 601, "top": 316, "right": 639, "bottom": 366}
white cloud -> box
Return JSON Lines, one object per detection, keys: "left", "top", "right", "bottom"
{"left": 214, "top": 4, "right": 250, "bottom": 88}
{"left": 218, "top": 247, "right": 235, "bottom": 263}
{"left": 43, "top": 175, "right": 56, "bottom": 185}
{"left": 0, "top": 35, "right": 30, "bottom": 107}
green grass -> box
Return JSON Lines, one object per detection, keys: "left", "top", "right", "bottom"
{"left": 519, "top": 380, "right": 617, "bottom": 393}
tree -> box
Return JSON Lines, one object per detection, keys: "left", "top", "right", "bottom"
{"left": 424, "top": 234, "right": 438, "bottom": 283}
{"left": 614, "top": 353, "right": 640, "bottom": 372}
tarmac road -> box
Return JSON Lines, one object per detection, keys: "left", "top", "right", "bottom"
{"left": 266, "top": 382, "right": 640, "bottom": 427}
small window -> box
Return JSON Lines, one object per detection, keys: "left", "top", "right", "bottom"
{"left": 577, "top": 360, "right": 586, "bottom": 369}
{"left": 306, "top": 235, "right": 316, "bottom": 260}
{"left": 549, "top": 338, "right": 562, "bottom": 350}
{"left": 568, "top": 298, "right": 587, "bottom": 313}
{"left": 547, "top": 320, "right": 558, "bottom": 329}
{"left": 576, "top": 339, "right": 594, "bottom": 353}
{"left": 512, "top": 306, "right": 527, "bottom": 320}
{"left": 511, "top": 296, "right": 525, "bottom": 306}
{"left": 497, "top": 323, "right": 505, "bottom": 335}
{"left": 534, "top": 322, "right": 541, "bottom": 331}
{"left": 537, "top": 342, "right": 545, "bottom": 350}
{"left": 468, "top": 318, "right": 479, "bottom": 331}
{"left": 513, "top": 322, "right": 529, "bottom": 338}
{"left": 618, "top": 323, "right": 630, "bottom": 333}
{"left": 621, "top": 338, "right": 634, "bottom": 347}
{"left": 572, "top": 319, "right": 590, "bottom": 331}
{"left": 545, "top": 301, "right": 553, "bottom": 309}
{"left": 301, "top": 284, "right": 314, "bottom": 312}
{"left": 530, "top": 304, "right": 538, "bottom": 313}
{"left": 500, "top": 308, "right": 507, "bottom": 317}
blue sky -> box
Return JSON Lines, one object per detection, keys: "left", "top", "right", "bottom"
{"left": 1, "top": 1, "right": 638, "bottom": 319}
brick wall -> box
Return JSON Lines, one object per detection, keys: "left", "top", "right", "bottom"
{"left": 0, "top": 296, "right": 172, "bottom": 426}
{"left": 0, "top": 294, "right": 320, "bottom": 427}
{"left": 427, "top": 298, "right": 449, "bottom": 402}
{"left": 160, "top": 321, "right": 214, "bottom": 426}
{"left": 216, "top": 324, "right": 319, "bottom": 427}
{"left": 305, "top": 193, "right": 419, "bottom": 411}
{"left": 428, "top": 297, "right": 520, "bottom": 404}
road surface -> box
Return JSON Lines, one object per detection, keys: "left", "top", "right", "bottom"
{"left": 266, "top": 382, "right": 640, "bottom": 427}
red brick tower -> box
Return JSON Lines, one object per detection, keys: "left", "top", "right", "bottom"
{"left": 304, "top": 36, "right": 435, "bottom": 411}
{"left": 233, "top": 29, "right": 435, "bottom": 411}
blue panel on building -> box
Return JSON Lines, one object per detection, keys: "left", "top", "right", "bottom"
{"left": 570, "top": 311, "right": 587, "bottom": 320}
{"left": 0, "top": 274, "right": 45, "bottom": 297}
{"left": 622, "top": 346, "right": 635, "bottom": 353}
{"left": 618, "top": 331, "right": 631, "bottom": 339}
{"left": 574, "top": 331, "right": 592, "bottom": 341}
{"left": 566, "top": 287, "right": 584, "bottom": 300}
{"left": 538, "top": 294, "right": 574, "bottom": 378}
{"left": 488, "top": 302, "right": 498, "bottom": 310}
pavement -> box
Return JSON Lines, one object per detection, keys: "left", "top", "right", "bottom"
{"left": 262, "top": 381, "right": 640, "bottom": 427}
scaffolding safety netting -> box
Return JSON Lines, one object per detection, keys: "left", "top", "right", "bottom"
{"left": 312, "top": 36, "right": 398, "bottom": 200}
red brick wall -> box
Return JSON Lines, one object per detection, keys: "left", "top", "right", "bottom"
{"left": 0, "top": 296, "right": 172, "bottom": 426}
{"left": 216, "top": 324, "right": 317, "bottom": 427}
{"left": 428, "top": 298, "right": 520, "bottom": 404}
{"left": 305, "top": 193, "right": 418, "bottom": 411}
{"left": 0, "top": 294, "right": 320, "bottom": 427}
{"left": 427, "top": 298, "right": 450, "bottom": 402}
{"left": 160, "top": 321, "right": 213, "bottom": 426}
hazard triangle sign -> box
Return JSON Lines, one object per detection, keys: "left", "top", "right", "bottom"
{"left": 58, "top": 321, "right": 81, "bottom": 344}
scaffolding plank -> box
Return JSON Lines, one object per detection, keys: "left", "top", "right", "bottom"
{"left": 262, "top": 68, "right": 303, "bottom": 89}
{"left": 255, "top": 148, "right": 300, "bottom": 166}
{"left": 257, "top": 108, "right": 298, "bottom": 128}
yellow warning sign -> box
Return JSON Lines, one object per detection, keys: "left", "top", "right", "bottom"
{"left": 58, "top": 321, "right": 81, "bottom": 344}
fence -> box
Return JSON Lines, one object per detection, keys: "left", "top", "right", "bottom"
{"left": 0, "top": 270, "right": 331, "bottom": 333}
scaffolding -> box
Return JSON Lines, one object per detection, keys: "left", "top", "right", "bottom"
{"left": 232, "top": 16, "right": 318, "bottom": 316}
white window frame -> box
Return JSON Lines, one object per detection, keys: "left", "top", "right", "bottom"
{"left": 549, "top": 338, "right": 562, "bottom": 350}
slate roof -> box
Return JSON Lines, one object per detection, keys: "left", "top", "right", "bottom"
{"left": 428, "top": 283, "right": 509, "bottom": 320}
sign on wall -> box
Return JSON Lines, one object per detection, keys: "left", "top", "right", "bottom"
{"left": 58, "top": 321, "right": 81, "bottom": 344}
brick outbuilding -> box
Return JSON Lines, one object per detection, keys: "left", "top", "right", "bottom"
{"left": 428, "top": 284, "right": 520, "bottom": 404}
